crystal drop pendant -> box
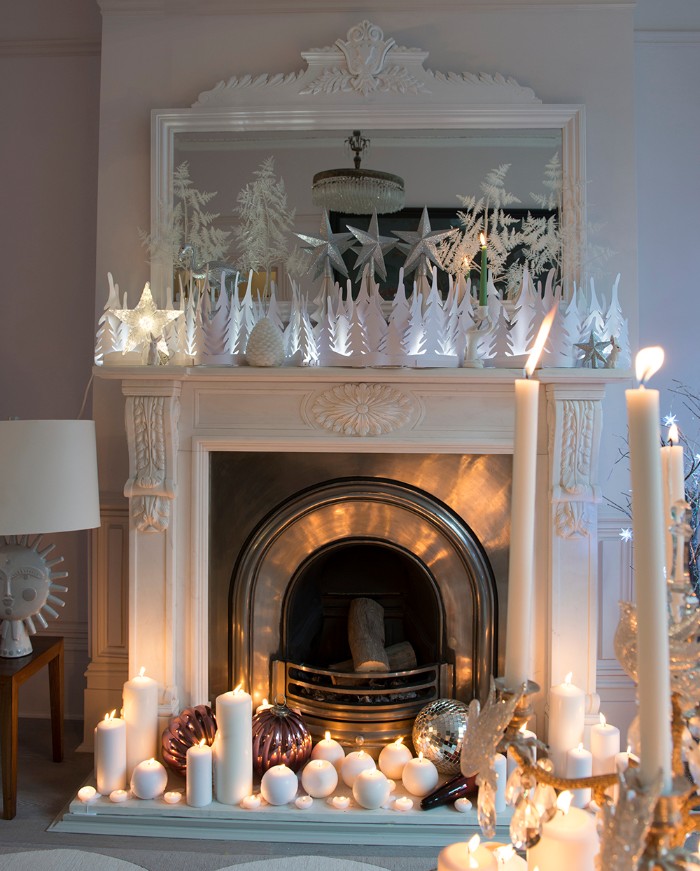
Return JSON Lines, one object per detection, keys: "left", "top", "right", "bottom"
{"left": 477, "top": 782, "right": 496, "bottom": 838}
{"left": 533, "top": 782, "right": 557, "bottom": 821}
{"left": 505, "top": 766, "right": 523, "bottom": 806}
{"left": 509, "top": 795, "right": 542, "bottom": 850}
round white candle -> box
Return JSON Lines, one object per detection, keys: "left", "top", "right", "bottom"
{"left": 94, "top": 710, "right": 126, "bottom": 795}
{"left": 402, "top": 753, "right": 439, "bottom": 797}
{"left": 331, "top": 795, "right": 350, "bottom": 809}
{"left": 122, "top": 667, "right": 159, "bottom": 779}
{"left": 163, "top": 790, "right": 182, "bottom": 804}
{"left": 109, "top": 789, "right": 129, "bottom": 803}
{"left": 186, "top": 740, "right": 213, "bottom": 807}
{"left": 626, "top": 348, "right": 673, "bottom": 792}
{"left": 547, "top": 673, "right": 585, "bottom": 775}
{"left": 130, "top": 758, "right": 168, "bottom": 800}
{"left": 301, "top": 758, "right": 338, "bottom": 798}
{"left": 213, "top": 685, "right": 253, "bottom": 804}
{"left": 241, "top": 793, "right": 262, "bottom": 809}
{"left": 378, "top": 737, "right": 413, "bottom": 780}
{"left": 340, "top": 749, "right": 375, "bottom": 787}
{"left": 310, "top": 731, "right": 345, "bottom": 771}
{"left": 494, "top": 752, "right": 507, "bottom": 813}
{"left": 295, "top": 795, "right": 313, "bottom": 809}
{"left": 590, "top": 714, "right": 620, "bottom": 776}
{"left": 394, "top": 796, "right": 413, "bottom": 811}
{"left": 260, "top": 764, "right": 298, "bottom": 805}
{"left": 661, "top": 423, "right": 685, "bottom": 574}
{"left": 438, "top": 836, "right": 498, "bottom": 871}
{"left": 526, "top": 802, "right": 599, "bottom": 870}
{"left": 565, "top": 743, "right": 592, "bottom": 808}
{"left": 352, "top": 768, "right": 391, "bottom": 809}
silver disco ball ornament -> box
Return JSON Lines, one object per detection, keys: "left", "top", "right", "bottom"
{"left": 412, "top": 698, "right": 470, "bottom": 774}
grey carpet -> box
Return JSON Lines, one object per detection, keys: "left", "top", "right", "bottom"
{"left": 0, "top": 720, "right": 438, "bottom": 871}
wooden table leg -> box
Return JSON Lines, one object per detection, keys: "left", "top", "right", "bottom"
{"left": 48, "top": 642, "right": 64, "bottom": 763}
{"left": 0, "top": 680, "right": 19, "bottom": 820}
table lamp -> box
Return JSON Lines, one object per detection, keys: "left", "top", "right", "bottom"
{"left": 0, "top": 420, "right": 100, "bottom": 658}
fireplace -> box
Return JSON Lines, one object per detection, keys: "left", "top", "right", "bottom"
{"left": 210, "top": 452, "right": 508, "bottom": 746}
{"left": 86, "top": 367, "right": 622, "bottom": 745}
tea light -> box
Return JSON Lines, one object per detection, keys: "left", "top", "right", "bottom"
{"left": 301, "top": 758, "right": 338, "bottom": 798}
{"left": 352, "top": 768, "right": 391, "bottom": 809}
{"left": 438, "top": 834, "right": 498, "bottom": 871}
{"left": 295, "top": 795, "right": 314, "bottom": 810}
{"left": 402, "top": 752, "right": 439, "bottom": 797}
{"left": 331, "top": 795, "right": 350, "bottom": 809}
{"left": 256, "top": 698, "right": 273, "bottom": 714}
{"left": 394, "top": 796, "right": 413, "bottom": 812}
{"left": 241, "top": 793, "right": 262, "bottom": 810}
{"left": 130, "top": 758, "right": 168, "bottom": 800}
{"left": 455, "top": 797, "right": 472, "bottom": 813}
{"left": 378, "top": 736, "right": 413, "bottom": 779}
{"left": 163, "top": 791, "right": 182, "bottom": 804}
{"left": 341, "top": 749, "right": 376, "bottom": 787}
{"left": 310, "top": 731, "right": 346, "bottom": 771}
{"left": 77, "top": 786, "right": 98, "bottom": 804}
{"left": 260, "top": 764, "right": 298, "bottom": 805}
{"left": 109, "top": 789, "right": 129, "bottom": 803}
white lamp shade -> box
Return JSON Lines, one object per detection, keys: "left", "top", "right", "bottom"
{"left": 0, "top": 420, "right": 100, "bottom": 534}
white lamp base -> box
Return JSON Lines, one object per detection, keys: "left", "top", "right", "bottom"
{"left": 0, "top": 620, "right": 33, "bottom": 658}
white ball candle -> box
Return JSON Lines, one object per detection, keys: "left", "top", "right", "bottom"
{"left": 123, "top": 667, "right": 159, "bottom": 779}
{"left": 94, "top": 710, "right": 126, "bottom": 795}
{"left": 547, "top": 673, "right": 585, "bottom": 775}
{"left": 352, "top": 768, "right": 391, "bottom": 809}
{"left": 378, "top": 736, "right": 413, "bottom": 780}
{"left": 77, "top": 786, "right": 98, "bottom": 804}
{"left": 310, "top": 731, "right": 345, "bottom": 771}
{"left": 402, "top": 752, "right": 439, "bottom": 797}
{"left": 590, "top": 714, "right": 620, "bottom": 776}
{"left": 526, "top": 796, "right": 599, "bottom": 870}
{"left": 130, "top": 757, "right": 168, "bottom": 800}
{"left": 438, "top": 835, "right": 498, "bottom": 871}
{"left": 186, "top": 739, "right": 213, "bottom": 807}
{"left": 565, "top": 743, "right": 592, "bottom": 808}
{"left": 213, "top": 685, "right": 253, "bottom": 804}
{"left": 260, "top": 764, "right": 298, "bottom": 805}
{"left": 301, "top": 758, "right": 338, "bottom": 798}
{"left": 341, "top": 749, "right": 376, "bottom": 787}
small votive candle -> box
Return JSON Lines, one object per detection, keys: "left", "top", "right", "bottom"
{"left": 295, "top": 795, "right": 313, "bottom": 810}
{"left": 78, "top": 786, "right": 98, "bottom": 803}
{"left": 109, "top": 789, "right": 129, "bottom": 803}
{"left": 163, "top": 791, "right": 182, "bottom": 804}
{"left": 378, "top": 736, "right": 413, "bottom": 780}
{"left": 310, "top": 731, "right": 346, "bottom": 771}
{"left": 455, "top": 796, "right": 472, "bottom": 813}
{"left": 331, "top": 795, "right": 350, "bottom": 809}
{"left": 402, "top": 752, "right": 439, "bottom": 797}
{"left": 394, "top": 796, "right": 413, "bottom": 812}
{"left": 241, "top": 793, "right": 262, "bottom": 810}
{"left": 340, "top": 749, "right": 376, "bottom": 787}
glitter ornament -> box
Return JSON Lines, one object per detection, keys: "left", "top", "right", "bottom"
{"left": 412, "top": 698, "right": 470, "bottom": 774}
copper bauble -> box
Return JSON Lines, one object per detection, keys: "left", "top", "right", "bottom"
{"left": 161, "top": 704, "right": 217, "bottom": 776}
{"left": 252, "top": 700, "right": 312, "bottom": 776}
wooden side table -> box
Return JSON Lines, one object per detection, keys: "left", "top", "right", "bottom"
{"left": 0, "top": 635, "right": 64, "bottom": 820}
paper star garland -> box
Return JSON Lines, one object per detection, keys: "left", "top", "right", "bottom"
{"left": 393, "top": 207, "right": 454, "bottom": 278}
{"left": 296, "top": 210, "right": 354, "bottom": 281}
{"left": 575, "top": 330, "right": 610, "bottom": 368}
{"left": 112, "top": 283, "right": 183, "bottom": 353}
{"left": 347, "top": 211, "right": 396, "bottom": 282}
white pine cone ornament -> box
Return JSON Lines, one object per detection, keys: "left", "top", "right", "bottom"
{"left": 245, "top": 317, "right": 285, "bottom": 367}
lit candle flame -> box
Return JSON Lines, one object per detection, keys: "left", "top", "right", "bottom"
{"left": 600, "top": 713, "right": 607, "bottom": 727}
{"left": 418, "top": 751, "right": 424, "bottom": 762}
{"left": 138, "top": 666, "right": 146, "bottom": 678}
{"left": 564, "top": 672, "right": 573, "bottom": 685}
{"left": 233, "top": 683, "right": 243, "bottom": 693}
{"left": 199, "top": 738, "right": 206, "bottom": 747}
{"left": 626, "top": 744, "right": 632, "bottom": 755}
{"left": 468, "top": 834, "right": 481, "bottom": 853}
{"left": 396, "top": 736, "right": 404, "bottom": 746}
{"left": 479, "top": 232, "right": 487, "bottom": 247}
{"left": 557, "top": 790, "right": 573, "bottom": 814}
{"left": 104, "top": 709, "right": 116, "bottom": 721}
{"left": 324, "top": 731, "right": 331, "bottom": 742}
{"left": 577, "top": 742, "right": 584, "bottom": 752}
{"left": 525, "top": 305, "right": 557, "bottom": 377}
{"left": 668, "top": 423, "right": 679, "bottom": 445}
{"left": 635, "top": 346, "right": 664, "bottom": 385}
{"left": 495, "top": 845, "right": 516, "bottom": 863}
{"left": 462, "top": 256, "right": 470, "bottom": 268}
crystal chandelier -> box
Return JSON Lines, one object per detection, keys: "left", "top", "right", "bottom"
{"left": 311, "top": 131, "right": 405, "bottom": 215}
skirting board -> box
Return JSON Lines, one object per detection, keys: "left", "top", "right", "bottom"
{"left": 50, "top": 778, "right": 513, "bottom": 847}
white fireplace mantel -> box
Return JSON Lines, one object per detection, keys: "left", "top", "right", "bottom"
{"left": 87, "top": 365, "right": 629, "bottom": 743}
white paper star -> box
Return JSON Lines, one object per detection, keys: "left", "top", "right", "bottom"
{"left": 393, "top": 207, "right": 454, "bottom": 278}
{"left": 619, "top": 528, "right": 633, "bottom": 542}
{"left": 112, "top": 283, "right": 183, "bottom": 353}
{"left": 296, "top": 210, "right": 354, "bottom": 281}
{"left": 663, "top": 413, "right": 678, "bottom": 428}
{"left": 347, "top": 211, "right": 396, "bottom": 282}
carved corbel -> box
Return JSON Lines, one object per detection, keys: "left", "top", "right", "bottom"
{"left": 546, "top": 388, "right": 603, "bottom": 539}
{"left": 123, "top": 382, "right": 181, "bottom": 533}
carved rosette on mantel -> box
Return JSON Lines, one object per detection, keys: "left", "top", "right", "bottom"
{"left": 308, "top": 383, "right": 416, "bottom": 437}
{"left": 123, "top": 382, "right": 181, "bottom": 533}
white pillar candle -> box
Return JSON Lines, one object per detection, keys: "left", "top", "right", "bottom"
{"left": 301, "top": 758, "right": 338, "bottom": 798}
{"left": 213, "top": 685, "right": 253, "bottom": 804}
{"left": 494, "top": 752, "right": 507, "bottom": 813}
{"left": 590, "top": 714, "right": 620, "bottom": 775}
{"left": 626, "top": 347, "right": 673, "bottom": 793}
{"left": 565, "top": 743, "right": 592, "bottom": 808}
{"left": 661, "top": 423, "right": 685, "bottom": 574}
{"left": 94, "top": 710, "right": 126, "bottom": 795}
{"left": 123, "top": 667, "right": 159, "bottom": 779}
{"left": 260, "top": 763, "right": 298, "bottom": 805}
{"left": 484, "top": 844, "right": 527, "bottom": 870}
{"left": 130, "top": 757, "right": 168, "bottom": 800}
{"left": 547, "top": 673, "right": 585, "bottom": 775}
{"left": 340, "top": 749, "right": 375, "bottom": 787}
{"left": 503, "top": 312, "right": 554, "bottom": 690}
{"left": 438, "top": 835, "right": 498, "bottom": 871}
{"left": 402, "top": 752, "right": 439, "bottom": 797}
{"left": 310, "top": 731, "right": 345, "bottom": 771}
{"left": 378, "top": 736, "right": 413, "bottom": 779}
{"left": 352, "top": 768, "right": 391, "bottom": 809}
{"left": 526, "top": 797, "right": 599, "bottom": 871}
{"left": 186, "top": 739, "right": 213, "bottom": 807}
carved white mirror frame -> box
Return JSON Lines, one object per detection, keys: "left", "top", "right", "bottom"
{"left": 150, "top": 20, "right": 585, "bottom": 301}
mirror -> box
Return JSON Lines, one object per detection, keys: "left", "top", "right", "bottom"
{"left": 150, "top": 21, "right": 584, "bottom": 302}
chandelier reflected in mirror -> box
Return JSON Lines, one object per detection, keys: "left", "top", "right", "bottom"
{"left": 311, "top": 131, "right": 405, "bottom": 215}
